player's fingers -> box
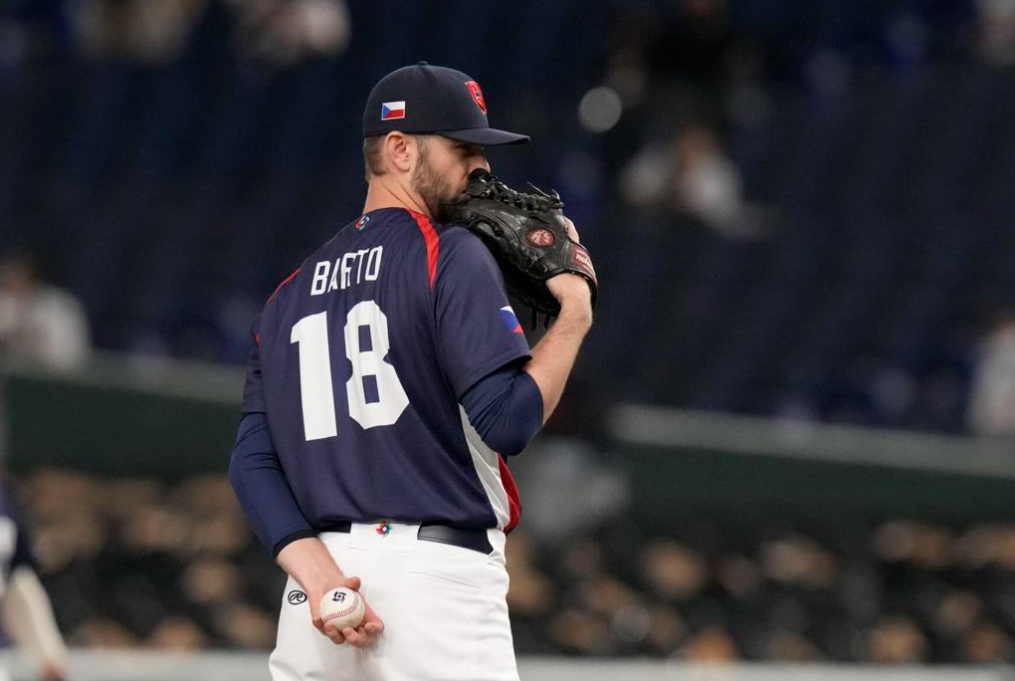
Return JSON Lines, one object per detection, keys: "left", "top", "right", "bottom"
{"left": 323, "top": 622, "right": 347, "bottom": 645}
{"left": 342, "top": 627, "right": 369, "bottom": 647}
{"left": 343, "top": 575, "right": 362, "bottom": 591}
{"left": 562, "top": 216, "right": 580, "bottom": 242}
{"left": 363, "top": 604, "right": 384, "bottom": 633}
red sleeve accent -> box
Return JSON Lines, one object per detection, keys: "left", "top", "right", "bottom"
{"left": 497, "top": 454, "right": 522, "bottom": 533}
{"left": 409, "top": 210, "right": 440, "bottom": 290}
{"left": 267, "top": 267, "right": 302, "bottom": 303}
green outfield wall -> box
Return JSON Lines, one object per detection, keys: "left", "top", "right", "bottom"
{"left": 2, "top": 358, "right": 1014, "bottom": 520}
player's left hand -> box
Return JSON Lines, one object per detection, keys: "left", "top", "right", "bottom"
{"left": 319, "top": 576, "right": 385, "bottom": 647}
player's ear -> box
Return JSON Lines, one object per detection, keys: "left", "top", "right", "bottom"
{"left": 385, "top": 132, "right": 414, "bottom": 175}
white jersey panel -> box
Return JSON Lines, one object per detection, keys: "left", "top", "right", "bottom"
{"left": 458, "top": 407, "right": 510, "bottom": 530}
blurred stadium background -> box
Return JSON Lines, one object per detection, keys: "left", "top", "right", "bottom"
{"left": 2, "top": 0, "right": 1015, "bottom": 679}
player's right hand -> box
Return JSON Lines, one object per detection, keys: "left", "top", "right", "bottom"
{"left": 545, "top": 217, "right": 593, "bottom": 315}
{"left": 316, "top": 576, "right": 385, "bottom": 647}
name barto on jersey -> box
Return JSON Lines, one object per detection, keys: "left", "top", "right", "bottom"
{"left": 311, "top": 246, "right": 383, "bottom": 296}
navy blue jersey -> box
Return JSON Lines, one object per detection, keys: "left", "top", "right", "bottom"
{"left": 243, "top": 208, "right": 531, "bottom": 532}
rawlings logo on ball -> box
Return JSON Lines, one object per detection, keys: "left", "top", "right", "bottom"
{"left": 526, "top": 229, "right": 555, "bottom": 247}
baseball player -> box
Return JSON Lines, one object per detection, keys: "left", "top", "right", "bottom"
{"left": 230, "top": 62, "right": 593, "bottom": 681}
{"left": 0, "top": 476, "right": 68, "bottom": 681}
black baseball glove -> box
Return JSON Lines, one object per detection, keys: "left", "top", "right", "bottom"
{"left": 446, "top": 169, "right": 598, "bottom": 326}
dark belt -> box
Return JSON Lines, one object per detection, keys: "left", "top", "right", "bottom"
{"left": 320, "top": 521, "right": 493, "bottom": 555}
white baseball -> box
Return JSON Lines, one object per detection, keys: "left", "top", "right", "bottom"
{"left": 320, "top": 587, "right": 365, "bottom": 631}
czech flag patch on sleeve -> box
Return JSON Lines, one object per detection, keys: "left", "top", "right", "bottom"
{"left": 500, "top": 306, "right": 523, "bottom": 333}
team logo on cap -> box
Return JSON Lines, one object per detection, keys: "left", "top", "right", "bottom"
{"left": 465, "top": 81, "right": 487, "bottom": 114}
{"left": 381, "top": 101, "right": 406, "bottom": 121}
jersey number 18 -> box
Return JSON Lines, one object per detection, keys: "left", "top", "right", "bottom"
{"left": 290, "top": 301, "right": 409, "bottom": 441}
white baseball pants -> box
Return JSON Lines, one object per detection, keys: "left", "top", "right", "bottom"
{"left": 269, "top": 522, "right": 519, "bottom": 681}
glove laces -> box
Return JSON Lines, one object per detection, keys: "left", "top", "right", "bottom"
{"left": 468, "top": 169, "right": 564, "bottom": 213}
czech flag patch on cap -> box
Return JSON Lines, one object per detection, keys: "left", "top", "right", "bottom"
{"left": 500, "top": 306, "right": 523, "bottom": 333}
{"left": 381, "top": 101, "right": 406, "bottom": 121}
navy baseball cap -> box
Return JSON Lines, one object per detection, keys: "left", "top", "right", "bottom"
{"left": 363, "top": 62, "right": 529, "bottom": 146}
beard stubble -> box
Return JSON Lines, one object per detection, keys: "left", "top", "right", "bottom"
{"left": 411, "top": 138, "right": 459, "bottom": 224}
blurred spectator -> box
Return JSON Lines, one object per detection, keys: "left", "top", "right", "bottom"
{"left": 210, "top": 603, "right": 275, "bottom": 648}
{"left": 68, "top": 0, "right": 351, "bottom": 66}
{"left": 963, "top": 622, "right": 1015, "bottom": 663}
{"left": 865, "top": 616, "right": 929, "bottom": 663}
{"left": 70, "top": 0, "right": 208, "bottom": 63}
{"left": 716, "top": 554, "right": 762, "bottom": 600}
{"left": 641, "top": 539, "right": 709, "bottom": 600}
{"left": 550, "top": 608, "right": 614, "bottom": 655}
{"left": 967, "top": 308, "right": 1015, "bottom": 438}
{"left": 66, "top": 618, "right": 138, "bottom": 648}
{"left": 760, "top": 534, "right": 839, "bottom": 589}
{"left": 619, "top": 125, "right": 767, "bottom": 240}
{"left": 0, "top": 253, "right": 90, "bottom": 371}
{"left": 146, "top": 615, "right": 208, "bottom": 650}
{"left": 24, "top": 470, "right": 107, "bottom": 574}
{"left": 976, "top": 0, "right": 1015, "bottom": 66}
{"left": 504, "top": 532, "right": 555, "bottom": 619}
{"left": 762, "top": 631, "right": 823, "bottom": 661}
{"left": 513, "top": 435, "right": 629, "bottom": 544}
{"left": 645, "top": 604, "right": 685, "bottom": 653}
{"left": 873, "top": 521, "right": 953, "bottom": 570}
{"left": 227, "top": 0, "right": 351, "bottom": 67}
{"left": 180, "top": 558, "right": 241, "bottom": 607}
{"left": 679, "top": 625, "right": 740, "bottom": 662}
{"left": 933, "top": 590, "right": 982, "bottom": 640}
{"left": 13, "top": 467, "right": 1015, "bottom": 662}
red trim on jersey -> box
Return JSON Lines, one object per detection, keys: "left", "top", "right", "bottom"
{"left": 267, "top": 267, "right": 302, "bottom": 303}
{"left": 498, "top": 454, "right": 521, "bottom": 533}
{"left": 409, "top": 210, "right": 439, "bottom": 290}
{"left": 254, "top": 333, "right": 260, "bottom": 346}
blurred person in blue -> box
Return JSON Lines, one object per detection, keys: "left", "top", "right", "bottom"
{"left": 0, "top": 253, "right": 90, "bottom": 371}
{"left": 0, "top": 475, "right": 67, "bottom": 681}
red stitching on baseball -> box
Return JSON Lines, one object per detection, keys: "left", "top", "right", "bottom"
{"left": 322, "top": 592, "right": 363, "bottom": 623}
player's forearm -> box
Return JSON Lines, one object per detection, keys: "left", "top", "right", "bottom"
{"left": 461, "top": 364, "right": 543, "bottom": 455}
{"left": 276, "top": 537, "right": 347, "bottom": 593}
{"left": 523, "top": 297, "right": 592, "bottom": 423}
{"left": 229, "top": 412, "right": 317, "bottom": 556}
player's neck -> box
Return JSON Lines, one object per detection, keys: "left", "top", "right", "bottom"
{"left": 363, "top": 177, "right": 432, "bottom": 219}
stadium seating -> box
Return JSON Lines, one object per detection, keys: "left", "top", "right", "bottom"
{"left": 2, "top": 1, "right": 1014, "bottom": 433}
